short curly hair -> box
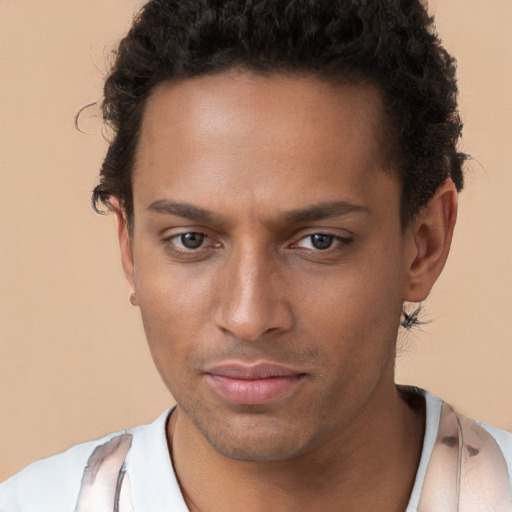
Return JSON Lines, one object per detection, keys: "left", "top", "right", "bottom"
{"left": 92, "top": 0, "right": 466, "bottom": 226}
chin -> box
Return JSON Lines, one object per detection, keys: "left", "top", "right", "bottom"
{"left": 197, "top": 416, "right": 317, "bottom": 463}
{"left": 208, "top": 436, "right": 310, "bottom": 462}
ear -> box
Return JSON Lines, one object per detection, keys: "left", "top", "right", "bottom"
{"left": 403, "top": 178, "right": 458, "bottom": 302}
{"left": 110, "top": 197, "right": 136, "bottom": 292}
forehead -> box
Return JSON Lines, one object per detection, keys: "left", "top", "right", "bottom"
{"left": 133, "top": 72, "right": 398, "bottom": 221}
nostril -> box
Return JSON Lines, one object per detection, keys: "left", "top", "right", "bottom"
{"left": 216, "top": 322, "right": 282, "bottom": 343}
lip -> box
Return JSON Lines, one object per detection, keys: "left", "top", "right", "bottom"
{"left": 204, "top": 362, "right": 306, "bottom": 405}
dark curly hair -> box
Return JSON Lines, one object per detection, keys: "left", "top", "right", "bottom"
{"left": 92, "top": 0, "right": 466, "bottom": 227}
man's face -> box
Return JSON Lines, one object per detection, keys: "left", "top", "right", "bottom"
{"left": 124, "top": 72, "right": 415, "bottom": 461}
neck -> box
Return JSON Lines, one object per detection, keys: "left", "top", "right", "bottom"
{"left": 169, "top": 385, "right": 425, "bottom": 512}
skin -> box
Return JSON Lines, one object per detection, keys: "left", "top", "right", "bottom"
{"left": 114, "top": 71, "right": 457, "bottom": 511}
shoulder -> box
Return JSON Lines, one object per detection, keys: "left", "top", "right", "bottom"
{"left": 475, "top": 418, "right": 512, "bottom": 473}
{"left": 423, "top": 389, "right": 512, "bottom": 465}
{"left": 0, "top": 432, "right": 124, "bottom": 512}
{"left": 406, "top": 389, "right": 512, "bottom": 511}
{"left": 420, "top": 390, "right": 512, "bottom": 509}
{"left": 424, "top": 389, "right": 512, "bottom": 463}
{"left": 0, "top": 410, "right": 172, "bottom": 512}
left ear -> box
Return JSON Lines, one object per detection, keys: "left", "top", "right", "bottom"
{"left": 403, "top": 178, "right": 458, "bottom": 303}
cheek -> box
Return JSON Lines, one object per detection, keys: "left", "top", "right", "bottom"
{"left": 134, "top": 243, "right": 216, "bottom": 319}
{"left": 297, "top": 244, "right": 406, "bottom": 376}
{"left": 303, "top": 249, "right": 405, "bottom": 330}
{"left": 133, "top": 257, "right": 218, "bottom": 380}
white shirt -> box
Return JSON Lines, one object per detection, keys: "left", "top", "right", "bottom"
{"left": 1, "top": 390, "right": 511, "bottom": 511}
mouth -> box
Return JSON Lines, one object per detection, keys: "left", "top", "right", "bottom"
{"left": 204, "top": 362, "right": 307, "bottom": 405}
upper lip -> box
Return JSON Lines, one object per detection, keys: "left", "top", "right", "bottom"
{"left": 204, "top": 362, "right": 305, "bottom": 380}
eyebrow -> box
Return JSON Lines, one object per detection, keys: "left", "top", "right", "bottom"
{"left": 282, "top": 201, "right": 370, "bottom": 223}
{"left": 146, "top": 199, "right": 370, "bottom": 225}
{"left": 147, "top": 200, "right": 217, "bottom": 223}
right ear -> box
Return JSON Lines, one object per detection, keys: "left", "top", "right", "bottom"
{"left": 110, "top": 197, "right": 136, "bottom": 291}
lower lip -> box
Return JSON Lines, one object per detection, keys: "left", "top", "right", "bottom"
{"left": 206, "top": 374, "right": 304, "bottom": 405}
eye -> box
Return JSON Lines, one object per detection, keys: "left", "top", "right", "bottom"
{"left": 176, "top": 232, "right": 206, "bottom": 250}
{"left": 161, "top": 230, "right": 222, "bottom": 260}
{"left": 295, "top": 234, "right": 342, "bottom": 250}
{"left": 164, "top": 232, "right": 213, "bottom": 252}
{"left": 309, "top": 234, "right": 334, "bottom": 250}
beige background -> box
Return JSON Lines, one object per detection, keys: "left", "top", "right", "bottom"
{"left": 0, "top": 0, "right": 511, "bottom": 482}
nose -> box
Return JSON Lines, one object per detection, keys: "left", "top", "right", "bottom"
{"left": 214, "top": 246, "right": 293, "bottom": 342}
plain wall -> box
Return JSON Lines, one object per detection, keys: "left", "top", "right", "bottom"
{"left": 1, "top": 0, "right": 511, "bottom": 481}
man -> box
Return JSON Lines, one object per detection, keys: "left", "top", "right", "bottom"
{"left": 1, "top": 0, "right": 510, "bottom": 511}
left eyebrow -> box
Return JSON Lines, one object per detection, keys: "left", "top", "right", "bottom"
{"left": 282, "top": 201, "right": 370, "bottom": 224}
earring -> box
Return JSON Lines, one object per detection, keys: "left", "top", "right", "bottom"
{"left": 400, "top": 303, "right": 427, "bottom": 330}
{"left": 129, "top": 292, "right": 138, "bottom": 306}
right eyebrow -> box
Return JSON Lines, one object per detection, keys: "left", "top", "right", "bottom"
{"left": 146, "top": 199, "right": 217, "bottom": 223}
